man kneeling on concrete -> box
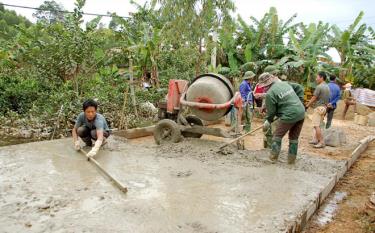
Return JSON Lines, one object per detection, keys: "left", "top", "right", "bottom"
{"left": 72, "top": 99, "right": 110, "bottom": 157}
{"left": 258, "top": 73, "right": 305, "bottom": 164}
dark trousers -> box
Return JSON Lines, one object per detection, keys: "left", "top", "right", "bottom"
{"left": 273, "top": 119, "right": 305, "bottom": 141}
{"left": 326, "top": 108, "right": 335, "bottom": 129}
{"left": 255, "top": 99, "right": 262, "bottom": 108}
{"left": 77, "top": 126, "right": 109, "bottom": 146}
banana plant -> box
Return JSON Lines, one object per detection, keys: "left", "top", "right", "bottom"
{"left": 137, "top": 23, "right": 164, "bottom": 88}
{"left": 237, "top": 7, "right": 299, "bottom": 61}
{"left": 284, "top": 22, "right": 331, "bottom": 86}
{"left": 329, "top": 11, "right": 371, "bottom": 83}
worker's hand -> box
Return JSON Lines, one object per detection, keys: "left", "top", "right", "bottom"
{"left": 87, "top": 148, "right": 98, "bottom": 158}
{"left": 74, "top": 141, "right": 81, "bottom": 151}
{"left": 263, "top": 120, "right": 271, "bottom": 132}
{"left": 87, "top": 139, "right": 103, "bottom": 158}
{"left": 304, "top": 105, "right": 309, "bottom": 111}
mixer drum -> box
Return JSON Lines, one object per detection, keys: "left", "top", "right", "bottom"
{"left": 186, "top": 73, "right": 234, "bottom": 121}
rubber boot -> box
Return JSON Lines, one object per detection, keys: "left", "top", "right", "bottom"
{"left": 244, "top": 105, "right": 252, "bottom": 132}
{"left": 263, "top": 126, "right": 273, "bottom": 148}
{"left": 287, "top": 140, "right": 298, "bottom": 164}
{"left": 270, "top": 137, "right": 282, "bottom": 162}
{"left": 230, "top": 107, "right": 237, "bottom": 131}
{"left": 263, "top": 138, "right": 268, "bottom": 148}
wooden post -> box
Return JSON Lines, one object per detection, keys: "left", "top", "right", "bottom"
{"left": 51, "top": 104, "right": 64, "bottom": 140}
{"left": 119, "top": 86, "right": 129, "bottom": 130}
{"left": 129, "top": 58, "right": 138, "bottom": 117}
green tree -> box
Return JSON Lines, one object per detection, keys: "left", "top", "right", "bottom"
{"left": 0, "top": 5, "right": 32, "bottom": 39}
{"left": 33, "top": 0, "right": 66, "bottom": 24}
{"left": 154, "top": 0, "right": 235, "bottom": 75}
{"left": 285, "top": 22, "right": 331, "bottom": 85}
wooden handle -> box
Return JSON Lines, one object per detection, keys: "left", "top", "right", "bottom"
{"left": 219, "top": 117, "right": 279, "bottom": 150}
{"left": 79, "top": 149, "right": 128, "bottom": 193}
{"left": 219, "top": 125, "right": 263, "bottom": 150}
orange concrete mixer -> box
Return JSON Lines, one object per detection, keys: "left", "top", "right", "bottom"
{"left": 154, "top": 73, "right": 243, "bottom": 144}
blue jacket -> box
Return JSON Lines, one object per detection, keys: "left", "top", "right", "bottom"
{"left": 239, "top": 80, "right": 253, "bottom": 104}
{"left": 328, "top": 81, "right": 340, "bottom": 108}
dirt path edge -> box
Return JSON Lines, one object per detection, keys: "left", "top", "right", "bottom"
{"left": 285, "top": 135, "right": 375, "bottom": 233}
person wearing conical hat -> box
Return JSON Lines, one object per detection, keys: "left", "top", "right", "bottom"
{"left": 264, "top": 65, "right": 279, "bottom": 75}
{"left": 342, "top": 83, "right": 356, "bottom": 119}
{"left": 258, "top": 72, "right": 305, "bottom": 164}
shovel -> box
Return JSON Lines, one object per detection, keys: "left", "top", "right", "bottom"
{"left": 218, "top": 117, "right": 278, "bottom": 151}
{"left": 218, "top": 124, "right": 263, "bottom": 150}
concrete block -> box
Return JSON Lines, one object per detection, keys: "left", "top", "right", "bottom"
{"left": 320, "top": 178, "right": 336, "bottom": 205}
{"left": 368, "top": 112, "right": 375, "bottom": 126}
{"left": 347, "top": 135, "right": 374, "bottom": 169}
{"left": 305, "top": 198, "right": 320, "bottom": 223}
{"left": 347, "top": 155, "right": 355, "bottom": 169}
{"left": 354, "top": 114, "right": 368, "bottom": 126}
{"left": 336, "top": 164, "right": 348, "bottom": 181}
{"left": 323, "top": 127, "right": 346, "bottom": 147}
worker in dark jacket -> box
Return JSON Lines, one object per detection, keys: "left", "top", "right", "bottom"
{"left": 258, "top": 72, "right": 305, "bottom": 164}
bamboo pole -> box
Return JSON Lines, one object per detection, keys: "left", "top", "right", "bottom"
{"left": 51, "top": 104, "right": 64, "bottom": 140}
{"left": 119, "top": 85, "right": 129, "bottom": 130}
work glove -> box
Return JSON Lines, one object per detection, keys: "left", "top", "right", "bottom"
{"left": 74, "top": 140, "right": 81, "bottom": 151}
{"left": 263, "top": 120, "right": 271, "bottom": 132}
{"left": 87, "top": 139, "right": 103, "bottom": 158}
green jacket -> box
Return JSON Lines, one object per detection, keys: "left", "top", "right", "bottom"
{"left": 265, "top": 81, "right": 305, "bottom": 123}
{"left": 288, "top": 82, "right": 304, "bottom": 103}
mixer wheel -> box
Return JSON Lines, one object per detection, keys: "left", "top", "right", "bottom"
{"left": 181, "top": 115, "right": 203, "bottom": 138}
{"left": 154, "top": 119, "right": 182, "bottom": 145}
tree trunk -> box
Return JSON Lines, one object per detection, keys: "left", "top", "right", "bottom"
{"left": 195, "top": 38, "right": 203, "bottom": 76}
{"left": 151, "top": 64, "right": 160, "bottom": 89}
{"left": 339, "top": 52, "right": 347, "bottom": 81}
{"left": 141, "top": 67, "right": 147, "bottom": 88}
{"left": 211, "top": 32, "right": 217, "bottom": 69}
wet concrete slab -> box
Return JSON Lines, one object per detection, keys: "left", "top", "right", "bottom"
{"left": 0, "top": 137, "right": 347, "bottom": 233}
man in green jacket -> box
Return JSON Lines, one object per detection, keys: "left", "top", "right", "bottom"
{"left": 258, "top": 72, "right": 305, "bottom": 164}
